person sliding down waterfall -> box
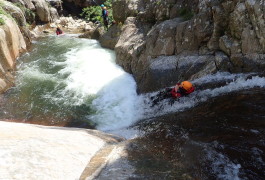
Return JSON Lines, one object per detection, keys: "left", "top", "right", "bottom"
{"left": 151, "top": 81, "right": 195, "bottom": 107}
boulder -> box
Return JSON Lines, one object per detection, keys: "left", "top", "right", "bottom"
{"left": 145, "top": 18, "right": 182, "bottom": 58}
{"left": 138, "top": 55, "right": 218, "bottom": 93}
{"left": 112, "top": 0, "right": 141, "bottom": 23}
{"left": 0, "top": 15, "right": 27, "bottom": 92}
{"left": 8, "top": 0, "right": 55, "bottom": 23}
{"left": 7, "top": 0, "right": 35, "bottom": 10}
{"left": 115, "top": 17, "right": 149, "bottom": 74}
{"left": 79, "top": 25, "right": 105, "bottom": 40}
{"left": 99, "top": 23, "right": 122, "bottom": 50}
{"left": 0, "top": 15, "right": 27, "bottom": 68}
{"left": 47, "top": 0, "right": 63, "bottom": 14}
{"left": 49, "top": 7, "right": 59, "bottom": 22}
{"left": 31, "top": 0, "right": 51, "bottom": 22}
{"left": 1, "top": 0, "right": 27, "bottom": 26}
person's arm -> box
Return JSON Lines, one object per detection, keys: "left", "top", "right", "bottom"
{"left": 170, "top": 88, "right": 181, "bottom": 98}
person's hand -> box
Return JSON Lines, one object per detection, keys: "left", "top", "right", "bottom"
{"left": 174, "top": 85, "right": 180, "bottom": 92}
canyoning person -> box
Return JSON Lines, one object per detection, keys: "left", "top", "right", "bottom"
{"left": 169, "top": 81, "right": 195, "bottom": 98}
{"left": 100, "top": 4, "right": 109, "bottom": 28}
{"left": 56, "top": 26, "right": 63, "bottom": 35}
{"left": 151, "top": 81, "right": 195, "bottom": 106}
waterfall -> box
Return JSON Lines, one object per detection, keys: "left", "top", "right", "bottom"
{"left": 2, "top": 35, "right": 139, "bottom": 131}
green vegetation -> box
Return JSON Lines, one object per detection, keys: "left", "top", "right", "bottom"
{"left": 0, "top": 2, "right": 19, "bottom": 25}
{"left": 14, "top": 2, "right": 35, "bottom": 23}
{"left": 179, "top": 8, "right": 194, "bottom": 21}
{"left": 81, "top": 0, "right": 113, "bottom": 25}
{"left": 156, "top": 0, "right": 162, "bottom": 6}
{"left": 0, "top": 17, "right": 4, "bottom": 25}
{"left": 0, "top": 3, "right": 7, "bottom": 25}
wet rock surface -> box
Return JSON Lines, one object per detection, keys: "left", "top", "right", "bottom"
{"left": 129, "top": 89, "right": 265, "bottom": 179}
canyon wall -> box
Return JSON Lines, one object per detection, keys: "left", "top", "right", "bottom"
{"left": 111, "top": 0, "right": 265, "bottom": 93}
{"left": 0, "top": 0, "right": 60, "bottom": 93}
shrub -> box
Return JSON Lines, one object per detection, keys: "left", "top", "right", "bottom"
{"left": 0, "top": 4, "right": 7, "bottom": 25}
{"left": 81, "top": 0, "right": 113, "bottom": 25}
{"left": 0, "top": 17, "right": 4, "bottom": 25}
{"left": 179, "top": 8, "right": 194, "bottom": 21}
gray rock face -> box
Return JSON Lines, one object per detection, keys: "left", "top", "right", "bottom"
{"left": 0, "top": 18, "right": 25, "bottom": 92}
{"left": 115, "top": 17, "right": 149, "bottom": 75}
{"left": 7, "top": 0, "right": 61, "bottom": 23}
{"left": 138, "top": 55, "right": 218, "bottom": 92}
{"left": 0, "top": 1, "right": 29, "bottom": 93}
{"left": 79, "top": 25, "right": 105, "bottom": 40}
{"left": 99, "top": 24, "right": 122, "bottom": 50}
{"left": 112, "top": 0, "right": 142, "bottom": 23}
{"left": 31, "top": 0, "right": 51, "bottom": 22}
{"left": 112, "top": 0, "right": 265, "bottom": 93}
{"left": 2, "top": 0, "right": 27, "bottom": 26}
{"left": 146, "top": 18, "right": 182, "bottom": 57}
{"left": 49, "top": 7, "right": 59, "bottom": 21}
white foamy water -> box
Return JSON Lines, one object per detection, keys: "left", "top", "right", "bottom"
{"left": 139, "top": 73, "right": 265, "bottom": 119}
{"left": 205, "top": 145, "right": 242, "bottom": 180}
{"left": 9, "top": 36, "right": 140, "bottom": 133}
{"left": 58, "top": 40, "right": 139, "bottom": 130}
{"left": 47, "top": 37, "right": 139, "bottom": 131}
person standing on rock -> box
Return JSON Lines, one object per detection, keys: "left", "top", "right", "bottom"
{"left": 100, "top": 4, "right": 109, "bottom": 29}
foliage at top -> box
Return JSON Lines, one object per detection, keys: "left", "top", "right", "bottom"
{"left": 81, "top": 0, "right": 113, "bottom": 25}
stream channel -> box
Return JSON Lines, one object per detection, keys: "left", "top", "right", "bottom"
{"left": 0, "top": 35, "right": 265, "bottom": 179}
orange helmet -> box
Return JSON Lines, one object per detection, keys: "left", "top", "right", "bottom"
{"left": 180, "top": 81, "right": 193, "bottom": 91}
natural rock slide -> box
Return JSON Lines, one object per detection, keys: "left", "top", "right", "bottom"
{"left": 0, "top": 121, "right": 125, "bottom": 180}
{"left": 1, "top": 0, "right": 265, "bottom": 179}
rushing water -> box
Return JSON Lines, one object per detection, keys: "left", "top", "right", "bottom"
{"left": 0, "top": 35, "right": 265, "bottom": 179}
{"left": 133, "top": 73, "right": 265, "bottom": 180}
{"left": 0, "top": 35, "right": 139, "bottom": 130}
